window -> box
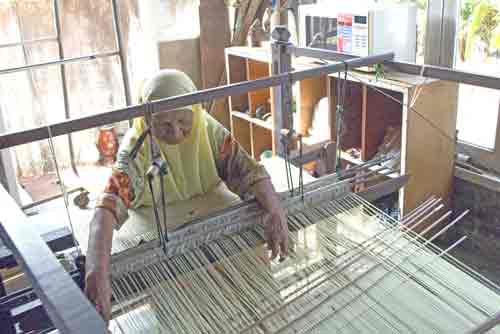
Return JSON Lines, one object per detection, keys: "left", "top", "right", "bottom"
{"left": 0, "top": 0, "right": 156, "bottom": 202}
{"left": 455, "top": 0, "right": 500, "bottom": 150}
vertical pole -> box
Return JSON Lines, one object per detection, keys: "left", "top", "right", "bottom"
{"left": 271, "top": 26, "right": 293, "bottom": 156}
{"left": 110, "top": 0, "right": 132, "bottom": 107}
{"left": 0, "top": 112, "right": 20, "bottom": 204}
{"left": 52, "top": 0, "right": 79, "bottom": 175}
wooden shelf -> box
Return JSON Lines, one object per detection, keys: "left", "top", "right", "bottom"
{"left": 225, "top": 46, "right": 459, "bottom": 219}
{"left": 231, "top": 111, "right": 273, "bottom": 130}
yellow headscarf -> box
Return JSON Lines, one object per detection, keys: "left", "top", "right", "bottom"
{"left": 123, "top": 69, "right": 221, "bottom": 206}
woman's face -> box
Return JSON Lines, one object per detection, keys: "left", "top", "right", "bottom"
{"left": 151, "top": 109, "right": 193, "bottom": 145}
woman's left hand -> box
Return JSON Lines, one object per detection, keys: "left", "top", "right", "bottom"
{"left": 265, "top": 208, "right": 289, "bottom": 260}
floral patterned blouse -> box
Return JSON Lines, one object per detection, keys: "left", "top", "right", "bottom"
{"left": 96, "top": 114, "right": 270, "bottom": 229}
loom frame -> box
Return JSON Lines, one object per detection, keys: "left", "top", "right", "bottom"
{"left": 0, "top": 27, "right": 398, "bottom": 333}
{"left": 1, "top": 26, "right": 499, "bottom": 333}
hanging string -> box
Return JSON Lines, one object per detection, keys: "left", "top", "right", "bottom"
{"left": 144, "top": 102, "right": 166, "bottom": 250}
{"left": 46, "top": 125, "right": 81, "bottom": 256}
{"left": 298, "top": 134, "right": 304, "bottom": 201}
{"left": 283, "top": 135, "right": 294, "bottom": 197}
{"left": 335, "top": 62, "right": 349, "bottom": 171}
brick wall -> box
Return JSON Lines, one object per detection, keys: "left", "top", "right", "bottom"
{"left": 447, "top": 176, "right": 500, "bottom": 262}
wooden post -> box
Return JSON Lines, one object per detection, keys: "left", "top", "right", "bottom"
{"left": 323, "top": 141, "right": 337, "bottom": 174}
{"left": 271, "top": 26, "right": 292, "bottom": 156}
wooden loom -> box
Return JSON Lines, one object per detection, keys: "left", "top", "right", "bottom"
{"left": 1, "top": 27, "right": 500, "bottom": 333}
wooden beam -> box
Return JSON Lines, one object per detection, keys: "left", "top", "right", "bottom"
{"left": 0, "top": 227, "right": 75, "bottom": 269}
{"left": 0, "top": 185, "right": 106, "bottom": 333}
{"left": 199, "top": 0, "right": 231, "bottom": 127}
{"left": 357, "top": 174, "right": 410, "bottom": 202}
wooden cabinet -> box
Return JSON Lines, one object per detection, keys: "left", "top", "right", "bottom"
{"left": 225, "top": 46, "right": 459, "bottom": 216}
{"left": 225, "top": 47, "right": 330, "bottom": 161}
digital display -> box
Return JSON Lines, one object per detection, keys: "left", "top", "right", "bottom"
{"left": 354, "top": 15, "right": 367, "bottom": 25}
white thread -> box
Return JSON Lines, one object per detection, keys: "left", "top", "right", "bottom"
{"left": 109, "top": 194, "right": 497, "bottom": 334}
{"left": 47, "top": 125, "right": 81, "bottom": 255}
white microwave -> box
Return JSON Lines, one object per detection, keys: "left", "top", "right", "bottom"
{"left": 299, "top": 3, "right": 417, "bottom": 62}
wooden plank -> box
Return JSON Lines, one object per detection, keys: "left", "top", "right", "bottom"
{"left": 225, "top": 54, "right": 248, "bottom": 112}
{"left": 361, "top": 85, "right": 368, "bottom": 160}
{"left": 339, "top": 79, "right": 363, "bottom": 151}
{"left": 246, "top": 59, "right": 271, "bottom": 117}
{"left": 231, "top": 110, "right": 273, "bottom": 130}
{"left": 298, "top": 75, "right": 327, "bottom": 135}
{"left": 361, "top": 85, "right": 403, "bottom": 161}
{"left": 0, "top": 185, "right": 106, "bottom": 333}
{"left": 357, "top": 174, "right": 410, "bottom": 202}
{"left": 401, "top": 80, "right": 459, "bottom": 215}
{"left": 251, "top": 124, "right": 272, "bottom": 160}
{"left": 231, "top": 117, "right": 252, "bottom": 155}
{"left": 327, "top": 76, "right": 337, "bottom": 143}
{"left": 199, "top": 0, "right": 231, "bottom": 128}
{"left": 323, "top": 141, "right": 337, "bottom": 174}
{"left": 226, "top": 47, "right": 271, "bottom": 63}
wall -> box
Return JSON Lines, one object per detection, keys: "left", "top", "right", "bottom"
{"left": 158, "top": 38, "right": 202, "bottom": 89}
{"left": 445, "top": 170, "right": 500, "bottom": 264}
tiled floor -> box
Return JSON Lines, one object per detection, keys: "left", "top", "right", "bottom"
{"left": 19, "top": 164, "right": 112, "bottom": 203}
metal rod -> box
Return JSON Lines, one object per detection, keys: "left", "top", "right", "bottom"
{"left": 293, "top": 46, "right": 500, "bottom": 91}
{"left": 466, "top": 310, "right": 500, "bottom": 334}
{"left": 52, "top": 0, "right": 79, "bottom": 176}
{"left": 290, "top": 52, "right": 395, "bottom": 82}
{"left": 292, "top": 46, "right": 358, "bottom": 62}
{"left": 110, "top": 0, "right": 132, "bottom": 107}
{"left": 0, "top": 51, "right": 119, "bottom": 75}
{"left": 0, "top": 36, "right": 57, "bottom": 49}
{"left": 0, "top": 52, "right": 393, "bottom": 150}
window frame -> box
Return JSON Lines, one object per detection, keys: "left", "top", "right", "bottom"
{"left": 0, "top": 0, "right": 131, "bottom": 177}
{"left": 426, "top": 0, "right": 500, "bottom": 173}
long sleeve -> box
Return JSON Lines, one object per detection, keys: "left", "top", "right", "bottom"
{"left": 205, "top": 114, "right": 270, "bottom": 200}
{"left": 95, "top": 131, "right": 147, "bottom": 230}
{"left": 96, "top": 114, "right": 271, "bottom": 229}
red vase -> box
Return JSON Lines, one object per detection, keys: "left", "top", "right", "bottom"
{"left": 97, "top": 126, "right": 118, "bottom": 165}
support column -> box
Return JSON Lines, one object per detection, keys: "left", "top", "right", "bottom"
{"left": 271, "top": 26, "right": 293, "bottom": 156}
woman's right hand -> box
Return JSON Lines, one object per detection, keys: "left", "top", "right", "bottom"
{"left": 85, "top": 266, "right": 112, "bottom": 322}
{"left": 85, "top": 208, "right": 115, "bottom": 323}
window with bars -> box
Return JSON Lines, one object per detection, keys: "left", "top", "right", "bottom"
{"left": 0, "top": 0, "right": 163, "bottom": 203}
{"left": 0, "top": 1, "right": 156, "bottom": 184}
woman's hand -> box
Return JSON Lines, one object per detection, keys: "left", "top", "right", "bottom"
{"left": 85, "top": 208, "right": 115, "bottom": 323}
{"left": 251, "top": 179, "right": 289, "bottom": 259}
{"left": 85, "top": 266, "right": 112, "bottom": 322}
{"left": 265, "top": 207, "right": 289, "bottom": 260}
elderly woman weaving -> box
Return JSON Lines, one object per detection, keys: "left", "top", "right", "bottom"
{"left": 85, "top": 69, "right": 289, "bottom": 321}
